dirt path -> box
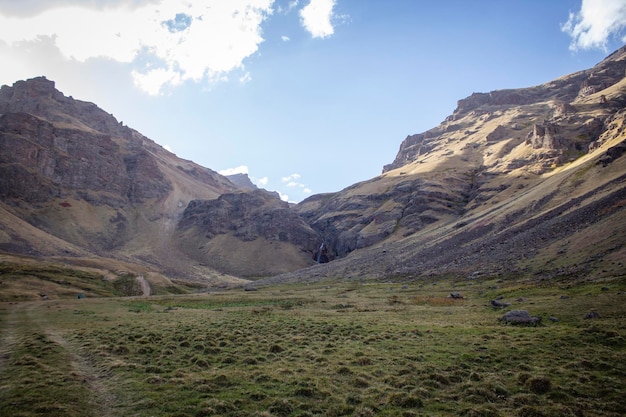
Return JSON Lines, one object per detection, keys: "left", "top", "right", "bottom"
{"left": 0, "top": 301, "right": 116, "bottom": 417}
{"left": 46, "top": 330, "right": 115, "bottom": 417}
{"left": 136, "top": 275, "right": 151, "bottom": 297}
{"left": 0, "top": 302, "right": 22, "bottom": 380}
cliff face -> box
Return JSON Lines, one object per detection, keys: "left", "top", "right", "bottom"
{"left": 0, "top": 111, "right": 170, "bottom": 204}
{"left": 176, "top": 189, "right": 320, "bottom": 277}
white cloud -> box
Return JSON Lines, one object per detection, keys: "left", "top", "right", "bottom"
{"left": 278, "top": 191, "right": 289, "bottom": 202}
{"left": 277, "top": 0, "right": 299, "bottom": 14}
{"left": 163, "top": 144, "right": 173, "bottom": 152}
{"left": 239, "top": 72, "right": 252, "bottom": 84}
{"left": 253, "top": 176, "right": 269, "bottom": 186}
{"left": 282, "top": 174, "right": 300, "bottom": 182}
{"left": 299, "top": 0, "right": 336, "bottom": 38}
{"left": 281, "top": 35, "right": 290, "bottom": 42}
{"left": 280, "top": 172, "right": 311, "bottom": 195}
{"left": 219, "top": 165, "right": 249, "bottom": 176}
{"left": 131, "top": 67, "right": 182, "bottom": 96}
{"left": 0, "top": 0, "right": 274, "bottom": 94}
{"left": 562, "top": 0, "right": 626, "bottom": 51}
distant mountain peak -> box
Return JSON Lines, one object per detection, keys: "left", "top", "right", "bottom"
{"left": 225, "top": 173, "right": 258, "bottom": 190}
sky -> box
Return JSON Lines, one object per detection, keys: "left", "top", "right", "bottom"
{"left": 0, "top": 1, "right": 625, "bottom": 202}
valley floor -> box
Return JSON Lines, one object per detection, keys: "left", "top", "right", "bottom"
{"left": 0, "top": 275, "right": 625, "bottom": 417}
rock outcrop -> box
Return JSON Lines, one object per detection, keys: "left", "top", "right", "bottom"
{"left": 179, "top": 189, "right": 319, "bottom": 247}
{"left": 225, "top": 173, "right": 258, "bottom": 190}
{"left": 176, "top": 189, "right": 321, "bottom": 277}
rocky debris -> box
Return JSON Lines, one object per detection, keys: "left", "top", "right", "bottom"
{"left": 584, "top": 311, "right": 601, "bottom": 319}
{"left": 448, "top": 291, "right": 464, "bottom": 299}
{"left": 548, "top": 316, "right": 559, "bottom": 322}
{"left": 597, "top": 139, "right": 626, "bottom": 167}
{"left": 490, "top": 299, "right": 511, "bottom": 309}
{"left": 498, "top": 310, "right": 542, "bottom": 326}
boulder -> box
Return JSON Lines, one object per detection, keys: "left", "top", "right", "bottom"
{"left": 498, "top": 310, "right": 542, "bottom": 326}
{"left": 584, "top": 311, "right": 600, "bottom": 319}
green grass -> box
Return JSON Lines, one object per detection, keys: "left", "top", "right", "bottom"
{"left": 1, "top": 275, "right": 625, "bottom": 416}
{"left": 0, "top": 262, "right": 117, "bottom": 300}
{"left": 0, "top": 262, "right": 195, "bottom": 301}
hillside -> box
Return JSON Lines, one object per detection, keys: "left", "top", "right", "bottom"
{"left": 1, "top": 47, "right": 626, "bottom": 295}
{"left": 263, "top": 46, "right": 626, "bottom": 284}
{"left": 0, "top": 77, "right": 319, "bottom": 293}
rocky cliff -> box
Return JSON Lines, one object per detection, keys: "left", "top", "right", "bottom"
{"left": 176, "top": 189, "right": 320, "bottom": 277}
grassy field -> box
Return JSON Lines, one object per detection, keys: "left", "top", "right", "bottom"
{"left": 0, "top": 274, "right": 625, "bottom": 417}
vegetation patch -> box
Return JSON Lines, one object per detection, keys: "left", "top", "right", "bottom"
{"left": 0, "top": 276, "right": 624, "bottom": 416}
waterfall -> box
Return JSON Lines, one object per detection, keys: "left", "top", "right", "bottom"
{"left": 316, "top": 241, "right": 325, "bottom": 263}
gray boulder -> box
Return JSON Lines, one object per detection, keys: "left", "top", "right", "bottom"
{"left": 499, "top": 310, "right": 542, "bottom": 326}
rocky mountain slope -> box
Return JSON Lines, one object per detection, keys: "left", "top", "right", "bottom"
{"left": 267, "top": 46, "right": 626, "bottom": 284}
{"left": 1, "top": 47, "right": 626, "bottom": 292}
{"left": 0, "top": 77, "right": 320, "bottom": 285}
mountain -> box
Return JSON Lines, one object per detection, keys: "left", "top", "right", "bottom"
{"left": 264, "top": 46, "right": 626, "bottom": 284}
{"left": 0, "top": 77, "right": 320, "bottom": 287}
{"left": 1, "top": 47, "right": 625, "bottom": 293}
{"left": 225, "top": 173, "right": 258, "bottom": 190}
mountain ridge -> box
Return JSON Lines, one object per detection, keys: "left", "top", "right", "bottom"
{"left": 1, "top": 47, "right": 626, "bottom": 295}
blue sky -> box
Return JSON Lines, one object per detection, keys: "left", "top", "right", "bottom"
{"left": 0, "top": 0, "right": 625, "bottom": 202}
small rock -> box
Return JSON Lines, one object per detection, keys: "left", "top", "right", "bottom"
{"left": 560, "top": 295, "right": 569, "bottom": 300}
{"left": 584, "top": 311, "right": 600, "bottom": 319}
{"left": 548, "top": 316, "right": 559, "bottom": 322}
{"left": 448, "top": 291, "right": 464, "bottom": 299}
{"left": 490, "top": 299, "right": 510, "bottom": 308}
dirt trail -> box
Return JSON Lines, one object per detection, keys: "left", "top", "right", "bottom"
{"left": 0, "top": 301, "right": 116, "bottom": 417}
{"left": 136, "top": 275, "right": 151, "bottom": 297}
{"left": 0, "top": 302, "right": 22, "bottom": 379}
{"left": 46, "top": 330, "right": 115, "bottom": 417}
